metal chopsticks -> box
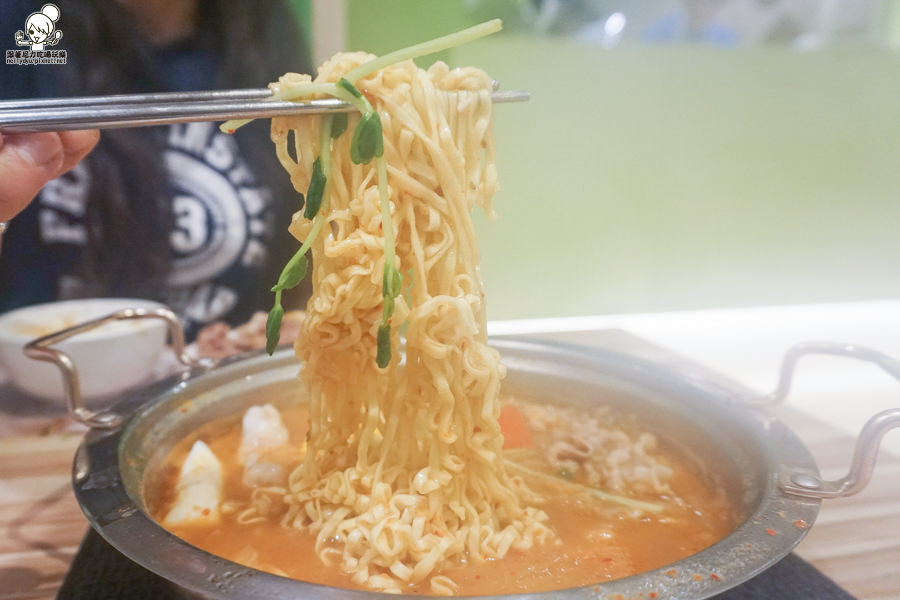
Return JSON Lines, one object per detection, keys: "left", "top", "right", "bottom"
{"left": 0, "top": 88, "right": 529, "bottom": 133}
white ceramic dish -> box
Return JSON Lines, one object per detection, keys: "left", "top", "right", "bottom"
{"left": 0, "top": 298, "right": 168, "bottom": 402}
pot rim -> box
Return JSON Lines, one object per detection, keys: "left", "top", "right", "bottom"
{"left": 71, "top": 337, "right": 821, "bottom": 599}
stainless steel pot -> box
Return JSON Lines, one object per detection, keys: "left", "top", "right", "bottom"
{"left": 24, "top": 308, "right": 900, "bottom": 599}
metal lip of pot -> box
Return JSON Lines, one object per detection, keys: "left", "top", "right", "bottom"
{"left": 68, "top": 336, "right": 826, "bottom": 599}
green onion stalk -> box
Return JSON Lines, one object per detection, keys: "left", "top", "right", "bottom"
{"left": 264, "top": 113, "right": 337, "bottom": 354}
{"left": 221, "top": 19, "right": 503, "bottom": 364}
{"left": 503, "top": 459, "right": 666, "bottom": 514}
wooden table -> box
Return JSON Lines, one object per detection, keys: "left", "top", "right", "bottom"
{"left": 1, "top": 329, "right": 898, "bottom": 600}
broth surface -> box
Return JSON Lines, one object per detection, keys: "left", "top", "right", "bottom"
{"left": 151, "top": 400, "right": 735, "bottom": 595}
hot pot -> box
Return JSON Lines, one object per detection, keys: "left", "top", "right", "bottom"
{"left": 24, "top": 307, "right": 900, "bottom": 599}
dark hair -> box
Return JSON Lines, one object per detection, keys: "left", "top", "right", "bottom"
{"left": 55, "top": 0, "right": 311, "bottom": 311}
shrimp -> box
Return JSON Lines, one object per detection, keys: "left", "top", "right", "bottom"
{"left": 239, "top": 404, "right": 297, "bottom": 488}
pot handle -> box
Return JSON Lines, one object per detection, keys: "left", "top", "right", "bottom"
{"left": 762, "top": 341, "right": 900, "bottom": 499}
{"left": 24, "top": 307, "right": 198, "bottom": 430}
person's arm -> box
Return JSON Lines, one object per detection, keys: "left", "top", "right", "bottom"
{"left": 0, "top": 130, "right": 99, "bottom": 222}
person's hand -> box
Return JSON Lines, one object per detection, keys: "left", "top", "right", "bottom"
{"left": 0, "top": 130, "right": 100, "bottom": 222}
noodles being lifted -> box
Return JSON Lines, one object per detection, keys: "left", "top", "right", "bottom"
{"left": 156, "top": 21, "right": 734, "bottom": 596}
{"left": 259, "top": 33, "right": 551, "bottom": 593}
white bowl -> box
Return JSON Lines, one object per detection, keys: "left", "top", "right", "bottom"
{"left": 0, "top": 298, "right": 169, "bottom": 402}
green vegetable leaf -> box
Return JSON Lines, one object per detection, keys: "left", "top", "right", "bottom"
{"left": 337, "top": 77, "right": 363, "bottom": 99}
{"left": 303, "top": 158, "right": 326, "bottom": 219}
{"left": 383, "top": 265, "right": 402, "bottom": 299}
{"left": 350, "top": 112, "right": 384, "bottom": 164}
{"left": 381, "top": 294, "right": 395, "bottom": 320}
{"left": 272, "top": 252, "right": 308, "bottom": 292}
{"left": 331, "top": 113, "right": 348, "bottom": 138}
{"left": 266, "top": 301, "right": 285, "bottom": 355}
{"left": 376, "top": 322, "right": 391, "bottom": 368}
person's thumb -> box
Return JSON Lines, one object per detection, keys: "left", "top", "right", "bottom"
{"left": 0, "top": 132, "right": 65, "bottom": 221}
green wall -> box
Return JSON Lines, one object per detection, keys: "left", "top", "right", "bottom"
{"left": 288, "top": 0, "right": 312, "bottom": 42}
{"left": 347, "top": 0, "right": 471, "bottom": 63}
{"left": 345, "top": 3, "right": 900, "bottom": 320}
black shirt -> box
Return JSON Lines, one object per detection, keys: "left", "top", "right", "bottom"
{"left": 0, "top": 8, "right": 285, "bottom": 338}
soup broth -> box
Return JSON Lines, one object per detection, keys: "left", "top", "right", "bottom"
{"left": 149, "top": 398, "right": 735, "bottom": 595}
